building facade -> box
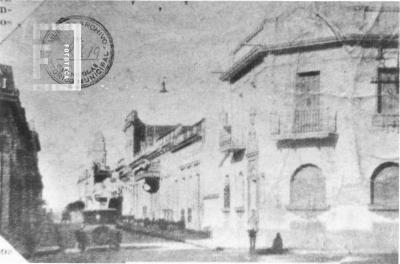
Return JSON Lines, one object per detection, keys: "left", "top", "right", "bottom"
{"left": 0, "top": 64, "right": 44, "bottom": 251}
{"left": 117, "top": 2, "right": 398, "bottom": 252}
{"left": 77, "top": 132, "right": 122, "bottom": 213}
{"left": 119, "top": 111, "right": 216, "bottom": 231}
{"left": 216, "top": 2, "right": 399, "bottom": 251}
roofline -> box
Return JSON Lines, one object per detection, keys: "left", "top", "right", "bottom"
{"left": 220, "top": 33, "right": 399, "bottom": 82}
{"left": 232, "top": 18, "right": 268, "bottom": 55}
{"left": 126, "top": 118, "right": 206, "bottom": 169}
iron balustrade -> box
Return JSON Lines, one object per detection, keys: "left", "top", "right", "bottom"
{"left": 372, "top": 113, "right": 399, "bottom": 132}
{"left": 271, "top": 107, "right": 337, "bottom": 139}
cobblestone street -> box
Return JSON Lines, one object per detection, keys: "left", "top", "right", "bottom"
{"left": 31, "top": 230, "right": 398, "bottom": 263}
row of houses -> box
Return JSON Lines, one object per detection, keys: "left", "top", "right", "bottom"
{"left": 80, "top": 2, "right": 399, "bottom": 252}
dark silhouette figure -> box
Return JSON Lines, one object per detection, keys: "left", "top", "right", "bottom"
{"left": 271, "top": 232, "right": 283, "bottom": 254}
{"left": 160, "top": 79, "right": 168, "bottom": 93}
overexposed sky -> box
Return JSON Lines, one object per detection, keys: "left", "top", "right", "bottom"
{"left": 0, "top": 0, "right": 293, "bottom": 211}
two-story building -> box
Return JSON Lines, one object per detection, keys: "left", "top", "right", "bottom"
{"left": 216, "top": 2, "right": 398, "bottom": 252}
{"left": 119, "top": 111, "right": 215, "bottom": 230}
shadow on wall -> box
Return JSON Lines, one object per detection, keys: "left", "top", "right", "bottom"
{"left": 277, "top": 134, "right": 338, "bottom": 149}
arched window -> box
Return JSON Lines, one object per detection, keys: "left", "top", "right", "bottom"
{"left": 371, "top": 163, "right": 399, "bottom": 209}
{"left": 224, "top": 175, "right": 230, "bottom": 209}
{"left": 289, "top": 164, "right": 327, "bottom": 210}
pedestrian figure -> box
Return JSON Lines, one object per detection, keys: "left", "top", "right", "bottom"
{"left": 271, "top": 232, "right": 283, "bottom": 254}
{"left": 247, "top": 209, "right": 258, "bottom": 252}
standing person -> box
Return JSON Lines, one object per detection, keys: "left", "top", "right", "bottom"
{"left": 247, "top": 209, "right": 259, "bottom": 252}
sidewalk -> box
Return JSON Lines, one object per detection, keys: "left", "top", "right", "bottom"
{"left": 120, "top": 223, "right": 210, "bottom": 244}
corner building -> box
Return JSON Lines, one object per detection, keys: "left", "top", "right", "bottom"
{"left": 216, "top": 2, "right": 399, "bottom": 252}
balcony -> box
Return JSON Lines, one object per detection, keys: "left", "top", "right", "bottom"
{"left": 135, "top": 160, "right": 160, "bottom": 193}
{"left": 372, "top": 113, "right": 399, "bottom": 132}
{"left": 170, "top": 122, "right": 203, "bottom": 153}
{"left": 219, "top": 125, "right": 246, "bottom": 152}
{"left": 135, "top": 160, "right": 160, "bottom": 181}
{"left": 271, "top": 108, "right": 337, "bottom": 142}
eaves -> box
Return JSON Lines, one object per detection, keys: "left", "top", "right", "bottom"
{"left": 220, "top": 33, "right": 398, "bottom": 83}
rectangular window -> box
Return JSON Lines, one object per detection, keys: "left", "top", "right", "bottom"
{"left": 295, "top": 71, "right": 320, "bottom": 109}
{"left": 187, "top": 208, "right": 192, "bottom": 223}
{"left": 377, "top": 68, "right": 399, "bottom": 114}
{"left": 223, "top": 175, "right": 230, "bottom": 209}
{"left": 143, "top": 206, "right": 147, "bottom": 219}
{"left": 180, "top": 209, "right": 185, "bottom": 222}
{"left": 236, "top": 173, "right": 245, "bottom": 208}
{"left": 293, "top": 71, "right": 321, "bottom": 133}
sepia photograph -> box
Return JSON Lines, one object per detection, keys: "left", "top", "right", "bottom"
{"left": 0, "top": 1, "right": 398, "bottom": 263}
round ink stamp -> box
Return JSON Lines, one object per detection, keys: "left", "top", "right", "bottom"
{"left": 42, "top": 16, "right": 114, "bottom": 88}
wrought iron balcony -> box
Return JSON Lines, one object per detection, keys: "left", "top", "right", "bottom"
{"left": 270, "top": 108, "right": 337, "bottom": 140}
{"left": 170, "top": 121, "right": 203, "bottom": 152}
{"left": 219, "top": 125, "right": 246, "bottom": 152}
{"left": 135, "top": 160, "right": 160, "bottom": 181}
{"left": 372, "top": 113, "right": 399, "bottom": 132}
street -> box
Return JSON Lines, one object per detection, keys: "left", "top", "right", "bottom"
{"left": 31, "top": 230, "right": 398, "bottom": 263}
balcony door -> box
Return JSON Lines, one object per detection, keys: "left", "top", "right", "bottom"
{"left": 293, "top": 72, "right": 321, "bottom": 133}
{"left": 378, "top": 68, "right": 399, "bottom": 115}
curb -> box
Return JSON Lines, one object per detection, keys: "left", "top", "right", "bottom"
{"left": 119, "top": 225, "right": 185, "bottom": 243}
{"left": 120, "top": 225, "right": 212, "bottom": 250}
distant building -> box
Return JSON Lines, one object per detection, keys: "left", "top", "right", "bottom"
{"left": 0, "top": 64, "right": 43, "bottom": 251}
{"left": 77, "top": 132, "right": 122, "bottom": 213}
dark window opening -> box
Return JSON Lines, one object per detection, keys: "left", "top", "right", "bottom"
{"left": 180, "top": 209, "right": 185, "bottom": 222}
{"left": 142, "top": 206, "right": 147, "bottom": 218}
{"left": 377, "top": 68, "right": 399, "bottom": 114}
{"left": 224, "top": 175, "right": 230, "bottom": 209}
{"left": 187, "top": 208, "right": 192, "bottom": 223}
{"left": 293, "top": 72, "right": 321, "bottom": 133}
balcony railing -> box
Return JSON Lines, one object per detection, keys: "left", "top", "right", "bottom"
{"left": 271, "top": 108, "right": 337, "bottom": 140}
{"left": 219, "top": 125, "right": 246, "bottom": 152}
{"left": 136, "top": 161, "right": 160, "bottom": 181}
{"left": 372, "top": 113, "right": 399, "bottom": 132}
{"left": 170, "top": 125, "right": 203, "bottom": 153}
